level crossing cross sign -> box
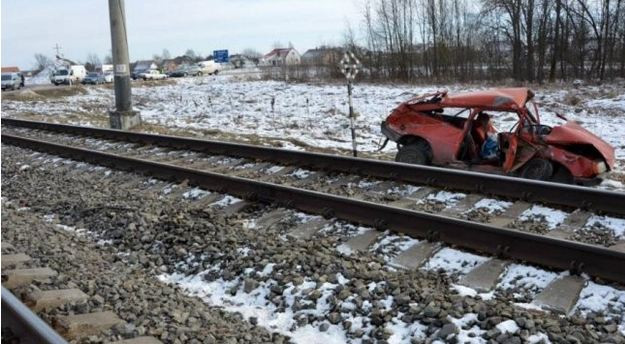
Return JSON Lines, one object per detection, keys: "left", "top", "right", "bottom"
{"left": 340, "top": 51, "right": 361, "bottom": 80}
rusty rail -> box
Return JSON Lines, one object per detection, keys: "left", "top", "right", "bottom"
{"left": 1, "top": 286, "right": 68, "bottom": 344}
{"left": 3, "top": 132, "right": 625, "bottom": 284}
{"left": 3, "top": 118, "right": 624, "bottom": 216}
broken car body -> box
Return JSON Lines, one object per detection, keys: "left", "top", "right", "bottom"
{"left": 381, "top": 88, "right": 615, "bottom": 184}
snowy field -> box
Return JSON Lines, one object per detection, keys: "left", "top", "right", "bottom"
{"left": 3, "top": 75, "right": 624, "bottom": 157}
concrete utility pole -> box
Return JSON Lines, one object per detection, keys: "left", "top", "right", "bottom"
{"left": 108, "top": 0, "right": 140, "bottom": 129}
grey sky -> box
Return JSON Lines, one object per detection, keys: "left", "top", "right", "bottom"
{"left": 1, "top": 0, "right": 361, "bottom": 70}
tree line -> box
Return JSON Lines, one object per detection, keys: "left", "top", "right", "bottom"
{"left": 353, "top": 0, "right": 625, "bottom": 82}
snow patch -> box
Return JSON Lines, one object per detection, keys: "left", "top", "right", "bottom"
{"left": 470, "top": 198, "right": 513, "bottom": 214}
{"left": 519, "top": 205, "right": 568, "bottom": 229}
{"left": 424, "top": 248, "right": 488, "bottom": 275}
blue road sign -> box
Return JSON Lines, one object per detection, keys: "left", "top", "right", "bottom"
{"left": 213, "top": 50, "right": 229, "bottom": 63}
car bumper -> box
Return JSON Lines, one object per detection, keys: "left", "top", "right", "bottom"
{"left": 381, "top": 121, "right": 402, "bottom": 142}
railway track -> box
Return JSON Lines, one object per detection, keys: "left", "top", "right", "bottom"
{"left": 2, "top": 124, "right": 624, "bottom": 288}
{"left": 1, "top": 241, "right": 161, "bottom": 344}
{"left": 2, "top": 133, "right": 625, "bottom": 342}
{"left": 3, "top": 118, "right": 624, "bottom": 216}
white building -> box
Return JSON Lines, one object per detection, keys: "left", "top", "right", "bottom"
{"left": 261, "top": 48, "right": 301, "bottom": 66}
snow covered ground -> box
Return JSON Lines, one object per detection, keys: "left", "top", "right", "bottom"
{"left": 3, "top": 75, "right": 625, "bottom": 168}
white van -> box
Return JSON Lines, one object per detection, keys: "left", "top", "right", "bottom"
{"left": 196, "top": 60, "right": 221, "bottom": 75}
{"left": 1, "top": 73, "right": 24, "bottom": 91}
{"left": 50, "top": 65, "right": 87, "bottom": 85}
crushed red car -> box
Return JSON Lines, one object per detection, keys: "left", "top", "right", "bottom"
{"left": 381, "top": 88, "right": 615, "bottom": 185}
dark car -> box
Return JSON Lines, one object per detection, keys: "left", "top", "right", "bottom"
{"left": 167, "top": 66, "right": 189, "bottom": 78}
{"left": 82, "top": 72, "right": 105, "bottom": 85}
{"left": 167, "top": 64, "right": 201, "bottom": 77}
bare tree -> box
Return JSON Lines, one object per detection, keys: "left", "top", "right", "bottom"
{"left": 161, "top": 49, "right": 171, "bottom": 60}
{"left": 86, "top": 53, "right": 101, "bottom": 66}
{"left": 184, "top": 49, "right": 198, "bottom": 59}
{"left": 242, "top": 48, "right": 262, "bottom": 59}
{"left": 351, "top": 0, "right": 625, "bottom": 82}
{"left": 33, "top": 53, "right": 53, "bottom": 71}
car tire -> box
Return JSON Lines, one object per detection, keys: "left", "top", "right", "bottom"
{"left": 395, "top": 140, "right": 431, "bottom": 165}
{"left": 520, "top": 158, "right": 553, "bottom": 181}
{"left": 551, "top": 164, "right": 574, "bottom": 184}
{"left": 214, "top": 70, "right": 219, "bottom": 75}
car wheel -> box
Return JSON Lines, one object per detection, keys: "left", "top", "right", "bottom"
{"left": 551, "top": 164, "right": 574, "bottom": 184}
{"left": 395, "top": 140, "right": 431, "bottom": 165}
{"left": 214, "top": 70, "right": 219, "bottom": 75}
{"left": 520, "top": 158, "right": 553, "bottom": 181}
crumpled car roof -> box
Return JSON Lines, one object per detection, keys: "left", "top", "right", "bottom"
{"left": 440, "top": 87, "right": 534, "bottom": 111}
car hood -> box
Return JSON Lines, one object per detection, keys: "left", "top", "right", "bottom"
{"left": 544, "top": 120, "right": 615, "bottom": 168}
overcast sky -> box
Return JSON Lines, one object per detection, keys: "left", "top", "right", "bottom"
{"left": 1, "top": 0, "right": 362, "bottom": 70}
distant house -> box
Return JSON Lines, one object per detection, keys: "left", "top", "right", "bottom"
{"left": 96, "top": 64, "right": 114, "bottom": 74}
{"left": 1, "top": 66, "right": 20, "bottom": 73}
{"left": 261, "top": 48, "right": 301, "bottom": 66}
{"left": 301, "top": 48, "right": 342, "bottom": 65}
{"left": 132, "top": 60, "right": 157, "bottom": 73}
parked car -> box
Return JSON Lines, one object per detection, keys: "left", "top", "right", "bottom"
{"left": 196, "top": 60, "right": 220, "bottom": 75}
{"left": 168, "top": 65, "right": 191, "bottom": 77}
{"left": 50, "top": 65, "right": 87, "bottom": 85}
{"left": 380, "top": 88, "right": 614, "bottom": 185}
{"left": 1, "top": 72, "right": 24, "bottom": 91}
{"left": 82, "top": 72, "right": 106, "bottom": 85}
{"left": 138, "top": 69, "right": 167, "bottom": 80}
{"left": 103, "top": 72, "right": 114, "bottom": 83}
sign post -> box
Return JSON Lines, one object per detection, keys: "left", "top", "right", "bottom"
{"left": 339, "top": 51, "right": 361, "bottom": 157}
{"left": 213, "top": 50, "right": 229, "bottom": 63}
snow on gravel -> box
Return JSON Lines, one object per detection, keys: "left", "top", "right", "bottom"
{"left": 496, "top": 319, "right": 520, "bottom": 334}
{"left": 423, "top": 247, "right": 488, "bottom": 275}
{"left": 210, "top": 195, "right": 242, "bottom": 207}
{"left": 469, "top": 198, "right": 513, "bottom": 214}
{"left": 573, "top": 281, "right": 625, "bottom": 335}
{"left": 497, "top": 264, "right": 560, "bottom": 296}
{"left": 518, "top": 205, "right": 569, "bottom": 229}
{"left": 419, "top": 191, "right": 466, "bottom": 207}
{"left": 160, "top": 264, "right": 428, "bottom": 344}
{"left": 182, "top": 187, "right": 211, "bottom": 200}
{"left": 386, "top": 185, "right": 421, "bottom": 197}
{"left": 370, "top": 233, "right": 419, "bottom": 262}
{"left": 584, "top": 214, "right": 625, "bottom": 237}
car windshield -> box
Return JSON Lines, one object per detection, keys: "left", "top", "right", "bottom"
{"left": 1, "top": 75, "right": 11, "bottom": 80}
{"left": 57, "top": 70, "right": 69, "bottom": 76}
{"left": 88, "top": 73, "right": 98, "bottom": 77}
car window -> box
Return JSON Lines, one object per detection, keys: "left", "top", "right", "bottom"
{"left": 1, "top": 75, "right": 10, "bottom": 80}
{"left": 486, "top": 111, "right": 517, "bottom": 132}
{"left": 437, "top": 107, "right": 471, "bottom": 118}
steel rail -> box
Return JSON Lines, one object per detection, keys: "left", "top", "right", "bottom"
{"left": 3, "top": 133, "right": 625, "bottom": 284}
{"left": 3, "top": 118, "right": 624, "bottom": 216}
{"left": 1, "top": 286, "right": 68, "bottom": 344}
